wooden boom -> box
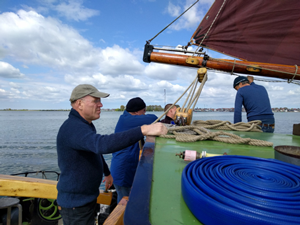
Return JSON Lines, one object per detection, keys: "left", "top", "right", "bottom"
{"left": 0, "top": 174, "right": 112, "bottom": 205}
{"left": 143, "top": 45, "right": 300, "bottom": 81}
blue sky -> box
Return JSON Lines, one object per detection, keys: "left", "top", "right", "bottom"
{"left": 0, "top": 0, "right": 299, "bottom": 110}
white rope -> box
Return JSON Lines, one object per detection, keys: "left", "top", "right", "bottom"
{"left": 153, "top": 72, "right": 208, "bottom": 124}
{"left": 180, "top": 76, "right": 198, "bottom": 112}
{"left": 190, "top": 73, "right": 208, "bottom": 111}
{"left": 288, "top": 65, "right": 298, "bottom": 83}
{"left": 231, "top": 59, "right": 236, "bottom": 75}
{"left": 152, "top": 76, "right": 198, "bottom": 124}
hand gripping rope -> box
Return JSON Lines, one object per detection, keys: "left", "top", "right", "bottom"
{"left": 182, "top": 156, "right": 300, "bottom": 225}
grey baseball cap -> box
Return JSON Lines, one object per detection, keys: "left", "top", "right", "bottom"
{"left": 70, "top": 84, "right": 109, "bottom": 102}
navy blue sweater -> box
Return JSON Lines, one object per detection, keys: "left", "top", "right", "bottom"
{"left": 110, "top": 110, "right": 157, "bottom": 187}
{"left": 234, "top": 82, "right": 274, "bottom": 123}
{"left": 56, "top": 108, "right": 144, "bottom": 208}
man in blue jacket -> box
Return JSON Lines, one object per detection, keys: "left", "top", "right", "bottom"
{"left": 110, "top": 97, "right": 158, "bottom": 203}
{"left": 56, "top": 85, "right": 167, "bottom": 225}
{"left": 233, "top": 76, "right": 275, "bottom": 132}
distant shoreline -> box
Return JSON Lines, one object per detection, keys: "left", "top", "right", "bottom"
{"left": 1, "top": 108, "right": 299, "bottom": 113}
{"left": 0, "top": 109, "right": 71, "bottom": 111}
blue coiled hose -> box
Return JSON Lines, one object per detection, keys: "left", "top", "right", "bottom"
{"left": 182, "top": 156, "right": 300, "bottom": 225}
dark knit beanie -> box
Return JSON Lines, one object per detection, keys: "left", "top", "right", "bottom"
{"left": 126, "top": 97, "right": 146, "bottom": 112}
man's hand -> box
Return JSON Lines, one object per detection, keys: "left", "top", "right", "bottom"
{"left": 103, "top": 174, "right": 113, "bottom": 191}
{"left": 141, "top": 122, "right": 168, "bottom": 136}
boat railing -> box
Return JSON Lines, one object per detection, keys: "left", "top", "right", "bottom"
{"left": 10, "top": 170, "right": 60, "bottom": 181}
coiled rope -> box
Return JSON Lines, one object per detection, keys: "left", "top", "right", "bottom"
{"left": 160, "top": 122, "right": 273, "bottom": 147}
{"left": 192, "top": 120, "right": 262, "bottom": 132}
{"left": 182, "top": 156, "right": 300, "bottom": 225}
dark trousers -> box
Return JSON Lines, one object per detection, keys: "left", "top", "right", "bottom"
{"left": 59, "top": 200, "right": 96, "bottom": 225}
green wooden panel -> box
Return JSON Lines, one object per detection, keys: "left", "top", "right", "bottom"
{"left": 149, "top": 131, "right": 300, "bottom": 224}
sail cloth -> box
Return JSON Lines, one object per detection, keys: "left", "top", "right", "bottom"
{"left": 192, "top": 0, "right": 300, "bottom": 66}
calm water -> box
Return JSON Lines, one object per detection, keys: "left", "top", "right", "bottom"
{"left": 0, "top": 111, "right": 299, "bottom": 188}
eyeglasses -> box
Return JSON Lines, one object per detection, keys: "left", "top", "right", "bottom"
{"left": 92, "top": 99, "right": 101, "bottom": 104}
{"left": 80, "top": 98, "right": 102, "bottom": 104}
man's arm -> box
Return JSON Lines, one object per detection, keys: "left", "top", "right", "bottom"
{"left": 70, "top": 123, "right": 168, "bottom": 155}
{"left": 102, "top": 155, "right": 110, "bottom": 176}
{"left": 234, "top": 93, "right": 243, "bottom": 123}
{"left": 141, "top": 122, "right": 167, "bottom": 136}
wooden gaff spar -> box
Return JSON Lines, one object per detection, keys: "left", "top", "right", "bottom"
{"left": 143, "top": 0, "right": 300, "bottom": 82}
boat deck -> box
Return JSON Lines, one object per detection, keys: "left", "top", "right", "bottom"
{"left": 124, "top": 131, "right": 300, "bottom": 225}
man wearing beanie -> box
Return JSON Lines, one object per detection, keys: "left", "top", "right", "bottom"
{"left": 233, "top": 76, "right": 275, "bottom": 132}
{"left": 110, "top": 97, "right": 158, "bottom": 203}
{"left": 56, "top": 86, "right": 167, "bottom": 225}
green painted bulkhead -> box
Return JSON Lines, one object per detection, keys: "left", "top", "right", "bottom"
{"left": 149, "top": 131, "right": 300, "bottom": 224}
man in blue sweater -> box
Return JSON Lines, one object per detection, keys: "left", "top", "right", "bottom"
{"left": 110, "top": 97, "right": 158, "bottom": 203}
{"left": 233, "top": 76, "right": 275, "bottom": 132}
{"left": 56, "top": 85, "right": 167, "bottom": 225}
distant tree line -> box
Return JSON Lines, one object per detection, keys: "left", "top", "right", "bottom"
{"left": 115, "top": 105, "right": 125, "bottom": 111}
{"left": 146, "top": 105, "right": 163, "bottom": 111}
{"left": 115, "top": 105, "right": 164, "bottom": 111}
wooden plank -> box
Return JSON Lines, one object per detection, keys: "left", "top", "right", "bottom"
{"left": 0, "top": 174, "right": 112, "bottom": 205}
{"left": 150, "top": 52, "right": 300, "bottom": 81}
{"left": 103, "top": 197, "right": 128, "bottom": 225}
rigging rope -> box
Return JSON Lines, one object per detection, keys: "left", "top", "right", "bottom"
{"left": 182, "top": 156, "right": 300, "bottom": 225}
{"left": 153, "top": 71, "right": 207, "bottom": 124}
{"left": 147, "top": 0, "right": 199, "bottom": 44}
{"left": 161, "top": 121, "right": 273, "bottom": 147}
{"left": 288, "top": 65, "right": 298, "bottom": 83}
{"left": 193, "top": 0, "right": 227, "bottom": 56}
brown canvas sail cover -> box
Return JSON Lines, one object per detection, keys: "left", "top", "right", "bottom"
{"left": 192, "top": 0, "right": 300, "bottom": 66}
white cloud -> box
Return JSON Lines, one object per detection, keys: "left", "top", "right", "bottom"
{"left": 0, "top": 62, "right": 25, "bottom": 78}
{"left": 33, "top": 0, "right": 100, "bottom": 21}
{"left": 99, "top": 45, "right": 144, "bottom": 76}
{"left": 54, "top": 0, "right": 100, "bottom": 21}
{"left": 166, "top": 2, "right": 181, "bottom": 17}
{"left": 0, "top": 10, "right": 144, "bottom": 78}
{"left": 6, "top": 81, "right": 71, "bottom": 102}
{"left": 65, "top": 73, "right": 148, "bottom": 93}
{"left": 166, "top": 0, "right": 209, "bottom": 31}
{"left": 0, "top": 1, "right": 299, "bottom": 110}
{"left": 144, "top": 62, "right": 196, "bottom": 81}
{"left": 0, "top": 10, "right": 96, "bottom": 71}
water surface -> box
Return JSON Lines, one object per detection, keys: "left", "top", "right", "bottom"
{"left": 0, "top": 111, "right": 298, "bottom": 186}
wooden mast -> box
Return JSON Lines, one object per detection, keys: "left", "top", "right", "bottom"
{"left": 143, "top": 45, "right": 300, "bottom": 81}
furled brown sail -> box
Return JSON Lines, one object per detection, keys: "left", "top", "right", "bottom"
{"left": 192, "top": 0, "right": 300, "bottom": 66}
{"left": 143, "top": 0, "right": 300, "bottom": 81}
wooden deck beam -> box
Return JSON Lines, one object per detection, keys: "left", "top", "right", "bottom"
{"left": 103, "top": 196, "right": 129, "bottom": 225}
{"left": 0, "top": 174, "right": 112, "bottom": 205}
